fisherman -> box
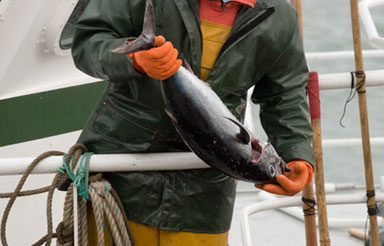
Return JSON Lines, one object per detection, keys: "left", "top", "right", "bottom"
{"left": 71, "top": 0, "right": 314, "bottom": 245}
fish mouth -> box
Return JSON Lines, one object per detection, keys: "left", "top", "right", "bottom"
{"left": 278, "top": 159, "right": 290, "bottom": 174}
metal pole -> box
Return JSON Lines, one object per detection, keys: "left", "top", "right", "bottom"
{"left": 0, "top": 152, "right": 209, "bottom": 175}
{"left": 349, "top": 0, "right": 380, "bottom": 245}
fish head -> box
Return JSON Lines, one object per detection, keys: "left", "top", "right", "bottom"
{"left": 250, "top": 139, "right": 290, "bottom": 184}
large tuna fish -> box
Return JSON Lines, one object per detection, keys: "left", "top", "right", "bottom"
{"left": 112, "top": 0, "right": 289, "bottom": 184}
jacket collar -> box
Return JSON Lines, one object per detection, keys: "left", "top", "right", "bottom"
{"left": 223, "top": 0, "right": 257, "bottom": 8}
{"left": 171, "top": 0, "right": 279, "bottom": 73}
{"left": 232, "top": 0, "right": 279, "bottom": 30}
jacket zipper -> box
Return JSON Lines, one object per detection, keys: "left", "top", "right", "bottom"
{"left": 218, "top": 7, "right": 275, "bottom": 58}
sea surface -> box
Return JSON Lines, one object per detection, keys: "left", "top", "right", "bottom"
{"left": 302, "top": 0, "right": 384, "bottom": 186}
{"left": 241, "top": 0, "right": 384, "bottom": 189}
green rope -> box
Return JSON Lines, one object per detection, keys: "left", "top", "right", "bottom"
{"left": 58, "top": 152, "right": 93, "bottom": 200}
{"left": 58, "top": 155, "right": 76, "bottom": 181}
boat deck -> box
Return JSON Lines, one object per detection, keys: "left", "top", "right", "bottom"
{"left": 230, "top": 183, "right": 371, "bottom": 245}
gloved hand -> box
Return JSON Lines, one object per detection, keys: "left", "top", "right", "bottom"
{"left": 255, "top": 160, "right": 313, "bottom": 196}
{"left": 128, "top": 35, "right": 182, "bottom": 80}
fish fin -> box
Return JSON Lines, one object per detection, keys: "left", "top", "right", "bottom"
{"left": 224, "top": 117, "right": 250, "bottom": 145}
{"left": 184, "top": 60, "right": 194, "bottom": 74}
{"left": 263, "top": 142, "right": 279, "bottom": 156}
{"left": 164, "top": 109, "right": 178, "bottom": 124}
{"left": 111, "top": 0, "right": 155, "bottom": 54}
{"left": 181, "top": 61, "right": 211, "bottom": 87}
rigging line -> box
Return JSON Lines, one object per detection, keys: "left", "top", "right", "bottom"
{"left": 355, "top": 71, "right": 367, "bottom": 94}
{"left": 302, "top": 197, "right": 316, "bottom": 216}
{"left": 339, "top": 71, "right": 357, "bottom": 128}
{"left": 366, "top": 190, "right": 378, "bottom": 216}
{"left": 364, "top": 190, "right": 378, "bottom": 245}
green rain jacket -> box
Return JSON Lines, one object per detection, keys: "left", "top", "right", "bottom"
{"left": 72, "top": 0, "right": 314, "bottom": 233}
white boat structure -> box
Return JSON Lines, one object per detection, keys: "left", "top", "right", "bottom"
{"left": 1, "top": 0, "right": 384, "bottom": 245}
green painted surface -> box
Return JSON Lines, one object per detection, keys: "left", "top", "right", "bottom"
{"left": 0, "top": 81, "right": 107, "bottom": 147}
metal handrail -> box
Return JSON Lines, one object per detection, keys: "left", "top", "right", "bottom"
{"left": 241, "top": 192, "right": 384, "bottom": 246}
{"left": 1, "top": 136, "right": 384, "bottom": 175}
{"left": 359, "top": 0, "right": 384, "bottom": 49}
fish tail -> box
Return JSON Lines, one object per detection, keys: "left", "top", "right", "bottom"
{"left": 111, "top": 0, "right": 155, "bottom": 54}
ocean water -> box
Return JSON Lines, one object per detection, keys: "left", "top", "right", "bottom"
{"left": 302, "top": 0, "right": 384, "bottom": 186}
{"left": 242, "top": 0, "right": 384, "bottom": 189}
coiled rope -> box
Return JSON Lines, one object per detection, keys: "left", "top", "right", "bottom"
{"left": 89, "top": 181, "right": 132, "bottom": 246}
{"left": 0, "top": 144, "right": 133, "bottom": 246}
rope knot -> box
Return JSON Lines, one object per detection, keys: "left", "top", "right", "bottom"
{"left": 55, "top": 221, "right": 74, "bottom": 245}
{"left": 59, "top": 151, "right": 93, "bottom": 201}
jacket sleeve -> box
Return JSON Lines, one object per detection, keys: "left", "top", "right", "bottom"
{"left": 251, "top": 21, "right": 314, "bottom": 165}
{"left": 71, "top": 0, "right": 145, "bottom": 82}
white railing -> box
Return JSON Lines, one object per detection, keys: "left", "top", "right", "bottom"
{"left": 241, "top": 191, "right": 384, "bottom": 246}
{"left": 318, "top": 69, "right": 384, "bottom": 90}
{"left": 0, "top": 152, "right": 208, "bottom": 175}
{"left": 257, "top": 191, "right": 384, "bottom": 228}
{"left": 359, "top": 0, "right": 384, "bottom": 49}
{"left": 322, "top": 137, "right": 384, "bottom": 147}
{"left": 1, "top": 136, "right": 384, "bottom": 175}
{"left": 306, "top": 50, "right": 384, "bottom": 61}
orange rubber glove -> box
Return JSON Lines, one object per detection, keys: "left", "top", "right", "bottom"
{"left": 128, "top": 35, "right": 182, "bottom": 80}
{"left": 255, "top": 160, "right": 313, "bottom": 196}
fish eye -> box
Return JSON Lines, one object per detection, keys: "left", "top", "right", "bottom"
{"left": 269, "top": 165, "right": 276, "bottom": 177}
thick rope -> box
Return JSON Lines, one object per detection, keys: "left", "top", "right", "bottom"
{"left": 32, "top": 233, "right": 59, "bottom": 246}
{"left": 94, "top": 182, "right": 124, "bottom": 246}
{"left": 0, "top": 150, "right": 64, "bottom": 246}
{"left": 45, "top": 144, "right": 87, "bottom": 246}
{"left": 104, "top": 186, "right": 131, "bottom": 244}
{"left": 102, "top": 196, "right": 124, "bottom": 246}
{"left": 55, "top": 184, "right": 75, "bottom": 246}
{"left": 89, "top": 186, "right": 105, "bottom": 246}
{"left": 78, "top": 198, "right": 88, "bottom": 246}
{"left": 0, "top": 186, "right": 51, "bottom": 198}
{"left": 110, "top": 188, "right": 135, "bottom": 245}
{"left": 89, "top": 180, "right": 132, "bottom": 246}
{"left": 1, "top": 144, "right": 132, "bottom": 246}
{"left": 0, "top": 144, "right": 87, "bottom": 246}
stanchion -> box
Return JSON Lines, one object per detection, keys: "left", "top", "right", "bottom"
{"left": 349, "top": 0, "right": 380, "bottom": 245}
{"left": 290, "top": 1, "right": 326, "bottom": 245}
{"left": 308, "top": 72, "right": 330, "bottom": 246}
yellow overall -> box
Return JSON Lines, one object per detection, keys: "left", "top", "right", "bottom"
{"left": 200, "top": 20, "right": 233, "bottom": 81}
